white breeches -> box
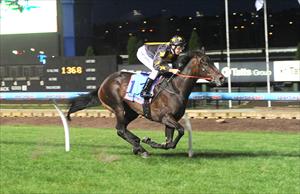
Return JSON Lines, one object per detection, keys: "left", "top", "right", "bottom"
{"left": 137, "top": 46, "right": 159, "bottom": 80}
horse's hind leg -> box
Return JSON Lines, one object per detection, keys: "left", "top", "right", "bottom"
{"left": 123, "top": 103, "right": 138, "bottom": 129}
{"left": 115, "top": 105, "right": 149, "bottom": 157}
{"left": 123, "top": 104, "right": 144, "bottom": 150}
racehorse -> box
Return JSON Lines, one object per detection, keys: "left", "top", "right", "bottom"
{"left": 67, "top": 50, "right": 225, "bottom": 158}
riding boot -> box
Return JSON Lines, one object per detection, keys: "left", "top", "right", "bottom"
{"left": 141, "top": 78, "right": 154, "bottom": 98}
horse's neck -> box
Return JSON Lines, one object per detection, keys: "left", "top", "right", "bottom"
{"left": 172, "top": 72, "right": 197, "bottom": 100}
{"left": 172, "top": 59, "right": 199, "bottom": 99}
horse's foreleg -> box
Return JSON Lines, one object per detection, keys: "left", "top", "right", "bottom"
{"left": 165, "top": 126, "right": 175, "bottom": 144}
{"left": 142, "top": 137, "right": 167, "bottom": 149}
{"left": 162, "top": 114, "right": 184, "bottom": 149}
{"left": 142, "top": 126, "right": 175, "bottom": 150}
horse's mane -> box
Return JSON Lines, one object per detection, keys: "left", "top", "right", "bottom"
{"left": 176, "top": 50, "right": 205, "bottom": 69}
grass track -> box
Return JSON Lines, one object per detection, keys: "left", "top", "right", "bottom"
{"left": 1, "top": 125, "right": 300, "bottom": 194}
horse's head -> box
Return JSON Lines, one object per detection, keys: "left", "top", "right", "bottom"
{"left": 178, "top": 51, "right": 225, "bottom": 86}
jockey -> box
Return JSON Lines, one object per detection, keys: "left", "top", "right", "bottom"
{"left": 137, "top": 35, "right": 186, "bottom": 98}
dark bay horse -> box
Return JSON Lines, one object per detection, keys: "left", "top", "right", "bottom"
{"left": 67, "top": 51, "right": 224, "bottom": 157}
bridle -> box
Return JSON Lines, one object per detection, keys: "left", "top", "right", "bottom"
{"left": 175, "top": 55, "right": 213, "bottom": 81}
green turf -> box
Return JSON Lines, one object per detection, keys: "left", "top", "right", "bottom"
{"left": 1, "top": 125, "right": 299, "bottom": 194}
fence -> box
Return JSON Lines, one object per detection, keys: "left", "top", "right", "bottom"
{"left": 1, "top": 92, "right": 299, "bottom": 101}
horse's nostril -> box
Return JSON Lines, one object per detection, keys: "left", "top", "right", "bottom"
{"left": 219, "top": 76, "right": 224, "bottom": 82}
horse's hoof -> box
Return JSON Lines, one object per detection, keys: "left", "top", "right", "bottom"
{"left": 132, "top": 147, "right": 140, "bottom": 155}
{"left": 132, "top": 147, "right": 149, "bottom": 157}
{"left": 142, "top": 137, "right": 151, "bottom": 144}
{"left": 140, "top": 151, "right": 149, "bottom": 158}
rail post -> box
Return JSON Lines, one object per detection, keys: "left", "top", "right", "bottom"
{"left": 184, "top": 113, "right": 193, "bottom": 157}
{"left": 53, "top": 100, "right": 70, "bottom": 152}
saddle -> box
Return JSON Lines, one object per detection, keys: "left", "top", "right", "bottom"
{"left": 124, "top": 72, "right": 167, "bottom": 119}
{"left": 124, "top": 72, "right": 158, "bottom": 102}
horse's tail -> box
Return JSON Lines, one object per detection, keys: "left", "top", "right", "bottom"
{"left": 66, "top": 88, "right": 100, "bottom": 121}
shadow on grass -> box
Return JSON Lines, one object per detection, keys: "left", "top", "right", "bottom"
{"left": 2, "top": 140, "right": 299, "bottom": 159}
{"left": 0, "top": 140, "right": 127, "bottom": 150}
{"left": 155, "top": 150, "right": 300, "bottom": 158}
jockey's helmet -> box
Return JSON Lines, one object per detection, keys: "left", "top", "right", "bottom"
{"left": 170, "top": 35, "right": 186, "bottom": 47}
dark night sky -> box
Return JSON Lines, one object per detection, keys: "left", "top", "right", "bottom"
{"left": 84, "top": 0, "right": 300, "bottom": 24}
{"left": 73, "top": 0, "right": 299, "bottom": 54}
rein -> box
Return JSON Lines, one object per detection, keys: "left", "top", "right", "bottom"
{"left": 175, "top": 73, "right": 212, "bottom": 81}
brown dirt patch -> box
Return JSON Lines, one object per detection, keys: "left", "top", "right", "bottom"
{"left": 1, "top": 117, "right": 299, "bottom": 132}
